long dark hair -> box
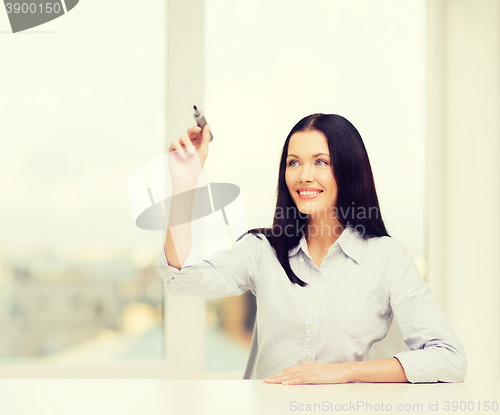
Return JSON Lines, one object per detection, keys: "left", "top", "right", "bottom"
{"left": 245, "top": 113, "right": 389, "bottom": 287}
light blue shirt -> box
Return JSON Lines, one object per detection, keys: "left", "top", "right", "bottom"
{"left": 159, "top": 226, "right": 467, "bottom": 383}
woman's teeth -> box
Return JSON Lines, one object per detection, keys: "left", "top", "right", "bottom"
{"left": 298, "top": 191, "right": 322, "bottom": 196}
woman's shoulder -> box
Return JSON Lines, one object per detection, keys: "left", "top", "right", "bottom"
{"left": 361, "top": 232, "right": 408, "bottom": 261}
{"left": 227, "top": 230, "right": 274, "bottom": 270}
{"left": 237, "top": 228, "right": 272, "bottom": 244}
{"left": 234, "top": 229, "right": 272, "bottom": 251}
{"left": 368, "top": 233, "right": 404, "bottom": 248}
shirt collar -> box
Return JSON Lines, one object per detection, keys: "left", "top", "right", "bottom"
{"left": 288, "top": 226, "right": 364, "bottom": 264}
{"left": 288, "top": 235, "right": 308, "bottom": 258}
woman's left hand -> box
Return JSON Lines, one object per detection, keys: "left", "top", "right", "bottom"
{"left": 263, "top": 362, "right": 352, "bottom": 385}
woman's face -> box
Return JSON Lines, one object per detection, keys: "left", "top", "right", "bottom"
{"left": 285, "top": 130, "right": 338, "bottom": 217}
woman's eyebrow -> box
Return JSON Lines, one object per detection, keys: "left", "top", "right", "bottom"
{"left": 287, "top": 153, "right": 330, "bottom": 158}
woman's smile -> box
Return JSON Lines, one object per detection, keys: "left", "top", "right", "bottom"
{"left": 296, "top": 188, "right": 324, "bottom": 199}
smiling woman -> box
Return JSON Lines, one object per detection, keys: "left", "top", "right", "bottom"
{"left": 160, "top": 113, "right": 467, "bottom": 385}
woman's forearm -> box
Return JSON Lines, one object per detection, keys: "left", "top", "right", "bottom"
{"left": 164, "top": 124, "right": 211, "bottom": 270}
{"left": 347, "top": 358, "right": 408, "bottom": 383}
{"left": 164, "top": 182, "right": 197, "bottom": 270}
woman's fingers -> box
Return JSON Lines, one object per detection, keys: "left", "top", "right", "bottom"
{"left": 187, "top": 125, "right": 202, "bottom": 137}
{"left": 180, "top": 133, "right": 196, "bottom": 154}
{"left": 168, "top": 124, "right": 210, "bottom": 167}
{"left": 169, "top": 140, "right": 187, "bottom": 157}
{"left": 263, "top": 363, "right": 350, "bottom": 385}
{"left": 169, "top": 130, "right": 196, "bottom": 156}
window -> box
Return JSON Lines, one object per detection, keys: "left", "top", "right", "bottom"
{"left": 0, "top": 0, "right": 167, "bottom": 364}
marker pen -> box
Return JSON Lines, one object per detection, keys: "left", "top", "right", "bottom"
{"left": 193, "top": 105, "right": 214, "bottom": 142}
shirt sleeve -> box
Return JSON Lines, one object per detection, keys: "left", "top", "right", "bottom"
{"left": 388, "top": 243, "right": 467, "bottom": 383}
{"left": 158, "top": 233, "right": 262, "bottom": 298}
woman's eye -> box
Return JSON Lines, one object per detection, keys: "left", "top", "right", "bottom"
{"left": 316, "top": 159, "right": 328, "bottom": 166}
{"left": 288, "top": 160, "right": 299, "bottom": 167}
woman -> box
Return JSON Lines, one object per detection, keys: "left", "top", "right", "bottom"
{"left": 160, "top": 114, "right": 467, "bottom": 384}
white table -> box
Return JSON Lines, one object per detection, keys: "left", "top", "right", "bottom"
{"left": 0, "top": 379, "right": 498, "bottom": 415}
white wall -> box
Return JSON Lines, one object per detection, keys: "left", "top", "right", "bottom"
{"left": 427, "top": 0, "right": 500, "bottom": 382}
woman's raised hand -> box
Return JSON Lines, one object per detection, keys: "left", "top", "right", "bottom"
{"left": 168, "top": 124, "right": 211, "bottom": 185}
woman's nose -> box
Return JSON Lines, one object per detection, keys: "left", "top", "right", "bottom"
{"left": 299, "top": 166, "right": 313, "bottom": 183}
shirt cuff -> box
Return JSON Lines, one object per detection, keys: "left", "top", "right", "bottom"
{"left": 393, "top": 350, "right": 437, "bottom": 383}
{"left": 158, "top": 244, "right": 202, "bottom": 280}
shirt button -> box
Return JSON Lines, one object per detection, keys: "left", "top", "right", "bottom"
{"left": 341, "top": 257, "right": 346, "bottom": 263}
{"left": 323, "top": 274, "right": 327, "bottom": 280}
{"left": 314, "top": 297, "right": 319, "bottom": 302}
{"left": 309, "top": 326, "right": 315, "bottom": 332}
{"left": 333, "top": 246, "right": 337, "bottom": 252}
{"left": 306, "top": 357, "right": 312, "bottom": 363}
{"left": 299, "top": 258, "right": 304, "bottom": 263}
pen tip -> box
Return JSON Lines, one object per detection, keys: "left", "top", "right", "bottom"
{"left": 193, "top": 105, "right": 197, "bottom": 110}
